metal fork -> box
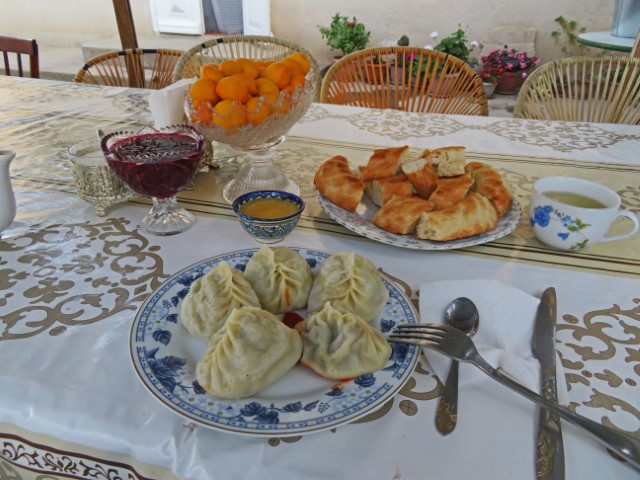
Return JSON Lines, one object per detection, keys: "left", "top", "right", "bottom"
{"left": 390, "top": 323, "right": 640, "bottom": 471}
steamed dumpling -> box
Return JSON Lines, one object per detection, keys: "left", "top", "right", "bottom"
{"left": 296, "top": 302, "right": 391, "bottom": 380}
{"left": 307, "top": 252, "right": 389, "bottom": 322}
{"left": 196, "top": 307, "right": 303, "bottom": 399}
{"left": 181, "top": 261, "right": 261, "bottom": 341}
{"left": 243, "top": 246, "right": 313, "bottom": 314}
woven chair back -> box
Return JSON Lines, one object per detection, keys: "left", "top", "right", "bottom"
{"left": 514, "top": 56, "right": 640, "bottom": 124}
{"left": 320, "top": 47, "right": 488, "bottom": 116}
{"left": 73, "top": 48, "right": 184, "bottom": 89}
{"left": 1, "top": 36, "right": 39, "bottom": 78}
{"left": 173, "top": 35, "right": 320, "bottom": 100}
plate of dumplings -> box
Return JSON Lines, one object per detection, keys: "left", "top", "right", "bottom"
{"left": 130, "top": 246, "right": 420, "bottom": 436}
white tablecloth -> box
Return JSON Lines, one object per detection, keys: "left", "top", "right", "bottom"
{"left": 1, "top": 77, "right": 639, "bottom": 480}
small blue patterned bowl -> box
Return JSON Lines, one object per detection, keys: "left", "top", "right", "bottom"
{"left": 232, "top": 190, "right": 305, "bottom": 244}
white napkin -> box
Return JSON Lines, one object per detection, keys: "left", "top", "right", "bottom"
{"left": 419, "top": 279, "right": 567, "bottom": 401}
{"left": 148, "top": 78, "right": 195, "bottom": 128}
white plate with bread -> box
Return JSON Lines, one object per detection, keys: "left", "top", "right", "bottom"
{"left": 315, "top": 145, "right": 522, "bottom": 251}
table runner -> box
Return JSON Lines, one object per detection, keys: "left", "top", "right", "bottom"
{"left": 8, "top": 134, "right": 639, "bottom": 277}
{"left": 178, "top": 136, "right": 640, "bottom": 278}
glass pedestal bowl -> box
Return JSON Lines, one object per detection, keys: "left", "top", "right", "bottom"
{"left": 185, "top": 68, "right": 316, "bottom": 203}
{"left": 101, "top": 125, "right": 204, "bottom": 235}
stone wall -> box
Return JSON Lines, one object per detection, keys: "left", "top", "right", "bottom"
{"left": 0, "top": 0, "right": 617, "bottom": 64}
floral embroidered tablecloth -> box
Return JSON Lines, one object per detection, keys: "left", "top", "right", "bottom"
{"left": 0, "top": 77, "right": 639, "bottom": 480}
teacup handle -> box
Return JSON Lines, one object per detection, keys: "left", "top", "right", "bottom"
{"left": 601, "top": 210, "right": 640, "bottom": 243}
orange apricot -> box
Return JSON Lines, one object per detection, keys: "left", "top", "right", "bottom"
{"left": 215, "top": 76, "right": 250, "bottom": 103}
{"left": 212, "top": 100, "right": 246, "bottom": 129}
{"left": 289, "top": 72, "right": 306, "bottom": 89}
{"left": 189, "top": 78, "right": 219, "bottom": 104}
{"left": 245, "top": 96, "right": 271, "bottom": 125}
{"left": 265, "top": 61, "right": 292, "bottom": 89}
{"left": 232, "top": 73, "right": 258, "bottom": 95}
{"left": 261, "top": 91, "right": 281, "bottom": 108}
{"left": 282, "top": 58, "right": 304, "bottom": 76}
{"left": 190, "top": 100, "right": 214, "bottom": 123}
{"left": 271, "top": 95, "right": 291, "bottom": 114}
{"left": 286, "top": 52, "right": 311, "bottom": 75}
{"left": 236, "top": 58, "right": 260, "bottom": 79}
{"left": 219, "top": 60, "right": 243, "bottom": 76}
{"left": 256, "top": 78, "right": 280, "bottom": 96}
{"left": 199, "top": 64, "right": 224, "bottom": 82}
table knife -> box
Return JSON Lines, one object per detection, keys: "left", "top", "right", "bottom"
{"left": 532, "top": 287, "right": 565, "bottom": 480}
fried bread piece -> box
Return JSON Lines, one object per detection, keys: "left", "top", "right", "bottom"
{"left": 365, "top": 174, "right": 413, "bottom": 207}
{"left": 401, "top": 156, "right": 438, "bottom": 198}
{"left": 360, "top": 145, "right": 411, "bottom": 182}
{"left": 424, "top": 174, "right": 474, "bottom": 211}
{"left": 423, "top": 146, "right": 466, "bottom": 177}
{"left": 372, "top": 195, "right": 432, "bottom": 234}
{"left": 465, "top": 161, "right": 513, "bottom": 217}
{"left": 416, "top": 192, "right": 499, "bottom": 241}
{"left": 314, "top": 155, "right": 364, "bottom": 212}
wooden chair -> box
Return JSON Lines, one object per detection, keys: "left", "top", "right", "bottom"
{"left": 320, "top": 47, "right": 488, "bottom": 116}
{"left": 514, "top": 56, "right": 640, "bottom": 124}
{"left": 1, "top": 36, "right": 39, "bottom": 78}
{"left": 173, "top": 35, "right": 320, "bottom": 100}
{"left": 74, "top": 48, "right": 184, "bottom": 89}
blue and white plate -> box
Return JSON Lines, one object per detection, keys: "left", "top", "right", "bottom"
{"left": 319, "top": 194, "right": 522, "bottom": 250}
{"left": 130, "top": 248, "right": 420, "bottom": 437}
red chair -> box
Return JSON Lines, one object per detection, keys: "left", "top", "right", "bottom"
{"left": 0, "top": 36, "right": 39, "bottom": 78}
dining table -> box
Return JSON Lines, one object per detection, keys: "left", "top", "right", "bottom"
{"left": 0, "top": 75, "right": 639, "bottom": 480}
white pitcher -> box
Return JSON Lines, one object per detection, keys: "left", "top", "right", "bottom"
{"left": 0, "top": 150, "right": 17, "bottom": 233}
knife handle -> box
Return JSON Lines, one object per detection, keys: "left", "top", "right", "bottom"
{"left": 435, "top": 359, "right": 459, "bottom": 435}
{"left": 474, "top": 355, "right": 640, "bottom": 472}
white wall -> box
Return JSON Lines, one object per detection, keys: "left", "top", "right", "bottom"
{"left": 0, "top": 0, "right": 155, "bottom": 46}
{"left": 0, "top": 0, "right": 617, "bottom": 64}
{"left": 270, "top": 0, "right": 616, "bottom": 64}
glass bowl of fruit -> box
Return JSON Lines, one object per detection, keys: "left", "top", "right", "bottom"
{"left": 101, "top": 125, "right": 204, "bottom": 236}
{"left": 184, "top": 53, "right": 316, "bottom": 203}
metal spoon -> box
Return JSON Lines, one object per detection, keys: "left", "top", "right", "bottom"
{"left": 434, "top": 297, "right": 479, "bottom": 435}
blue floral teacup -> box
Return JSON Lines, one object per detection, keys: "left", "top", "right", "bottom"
{"left": 529, "top": 177, "right": 639, "bottom": 251}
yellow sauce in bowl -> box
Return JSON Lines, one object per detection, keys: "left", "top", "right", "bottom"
{"left": 239, "top": 197, "right": 300, "bottom": 219}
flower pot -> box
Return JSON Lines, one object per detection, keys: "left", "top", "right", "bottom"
{"left": 429, "top": 73, "right": 458, "bottom": 97}
{"left": 412, "top": 73, "right": 459, "bottom": 97}
{"left": 495, "top": 72, "right": 523, "bottom": 95}
{"left": 363, "top": 61, "right": 389, "bottom": 84}
{"left": 483, "top": 82, "right": 496, "bottom": 99}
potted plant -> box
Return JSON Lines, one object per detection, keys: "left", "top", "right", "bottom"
{"left": 477, "top": 69, "right": 498, "bottom": 98}
{"left": 480, "top": 46, "right": 539, "bottom": 94}
{"left": 318, "top": 13, "right": 371, "bottom": 60}
{"left": 388, "top": 35, "right": 410, "bottom": 85}
{"left": 412, "top": 27, "right": 480, "bottom": 95}
{"left": 431, "top": 26, "right": 480, "bottom": 65}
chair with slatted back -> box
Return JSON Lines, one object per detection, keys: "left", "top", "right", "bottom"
{"left": 173, "top": 35, "right": 320, "bottom": 100}
{"left": 514, "top": 56, "right": 640, "bottom": 124}
{"left": 0, "top": 36, "right": 39, "bottom": 78}
{"left": 73, "top": 48, "right": 184, "bottom": 89}
{"left": 320, "top": 46, "right": 488, "bottom": 116}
